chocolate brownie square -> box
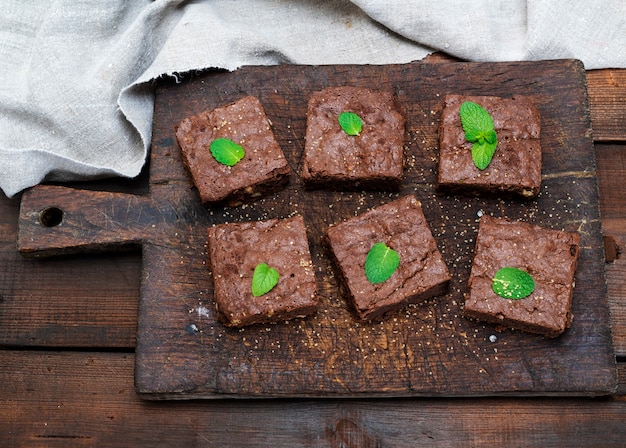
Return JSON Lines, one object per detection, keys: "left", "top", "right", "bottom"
{"left": 207, "top": 215, "right": 318, "bottom": 327}
{"left": 464, "top": 215, "right": 580, "bottom": 337}
{"left": 301, "top": 86, "right": 405, "bottom": 191}
{"left": 325, "top": 195, "right": 450, "bottom": 321}
{"left": 438, "top": 94, "right": 542, "bottom": 198}
{"left": 175, "top": 95, "right": 290, "bottom": 206}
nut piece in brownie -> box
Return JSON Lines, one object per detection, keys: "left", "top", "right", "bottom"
{"left": 438, "top": 94, "right": 542, "bottom": 198}
{"left": 175, "top": 95, "right": 290, "bottom": 206}
{"left": 301, "top": 86, "right": 406, "bottom": 191}
{"left": 324, "top": 195, "right": 450, "bottom": 321}
{"left": 464, "top": 215, "right": 580, "bottom": 337}
{"left": 207, "top": 215, "right": 318, "bottom": 327}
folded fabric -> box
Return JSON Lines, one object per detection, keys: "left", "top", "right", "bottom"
{"left": 1, "top": 0, "right": 624, "bottom": 198}
{"left": 0, "top": 0, "right": 187, "bottom": 197}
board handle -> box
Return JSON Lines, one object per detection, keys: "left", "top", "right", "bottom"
{"left": 18, "top": 185, "right": 152, "bottom": 257}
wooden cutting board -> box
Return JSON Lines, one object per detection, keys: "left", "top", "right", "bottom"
{"left": 18, "top": 60, "right": 617, "bottom": 399}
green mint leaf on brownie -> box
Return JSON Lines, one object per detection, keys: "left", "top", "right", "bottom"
{"left": 460, "top": 101, "right": 494, "bottom": 135}
{"left": 252, "top": 263, "right": 280, "bottom": 297}
{"left": 492, "top": 267, "right": 535, "bottom": 300}
{"left": 338, "top": 111, "right": 363, "bottom": 136}
{"left": 210, "top": 138, "right": 245, "bottom": 167}
{"left": 459, "top": 101, "right": 498, "bottom": 170}
{"left": 365, "top": 242, "right": 400, "bottom": 284}
{"left": 471, "top": 140, "right": 498, "bottom": 171}
{"left": 484, "top": 128, "right": 497, "bottom": 144}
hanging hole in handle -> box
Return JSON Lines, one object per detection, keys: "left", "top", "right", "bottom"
{"left": 39, "top": 207, "right": 64, "bottom": 227}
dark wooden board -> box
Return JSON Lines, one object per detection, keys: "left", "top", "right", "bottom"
{"left": 2, "top": 352, "right": 626, "bottom": 447}
{"left": 18, "top": 60, "right": 617, "bottom": 398}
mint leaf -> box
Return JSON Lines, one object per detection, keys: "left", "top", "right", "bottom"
{"left": 338, "top": 112, "right": 363, "bottom": 136}
{"left": 459, "top": 101, "right": 498, "bottom": 170}
{"left": 492, "top": 267, "right": 535, "bottom": 300}
{"left": 365, "top": 242, "right": 400, "bottom": 284}
{"left": 460, "top": 101, "right": 494, "bottom": 135}
{"left": 472, "top": 140, "right": 498, "bottom": 171}
{"left": 464, "top": 128, "right": 484, "bottom": 143}
{"left": 251, "top": 263, "right": 280, "bottom": 297}
{"left": 484, "top": 129, "right": 497, "bottom": 144}
{"left": 210, "top": 138, "right": 245, "bottom": 167}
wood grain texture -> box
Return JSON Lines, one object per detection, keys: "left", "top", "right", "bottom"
{"left": 587, "top": 70, "right": 626, "bottom": 142}
{"left": 0, "top": 65, "right": 625, "bottom": 446}
{"left": 16, "top": 60, "right": 617, "bottom": 399}
{"left": 139, "top": 60, "right": 617, "bottom": 398}
{"left": 596, "top": 143, "right": 626, "bottom": 355}
{"left": 1, "top": 351, "right": 625, "bottom": 447}
{"left": 0, "top": 192, "right": 141, "bottom": 348}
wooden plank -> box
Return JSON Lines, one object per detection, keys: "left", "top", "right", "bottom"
{"left": 16, "top": 60, "right": 617, "bottom": 398}
{"left": 587, "top": 70, "right": 626, "bottom": 142}
{"left": 596, "top": 143, "right": 626, "bottom": 356}
{"left": 0, "top": 351, "right": 625, "bottom": 447}
{"left": 606, "top": 259, "right": 626, "bottom": 357}
{"left": 0, "top": 251, "right": 140, "bottom": 348}
{"left": 619, "top": 361, "right": 626, "bottom": 396}
{"left": 0, "top": 183, "right": 142, "bottom": 349}
{"left": 139, "top": 60, "right": 616, "bottom": 398}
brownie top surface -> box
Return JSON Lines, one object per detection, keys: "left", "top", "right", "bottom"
{"left": 175, "top": 95, "right": 289, "bottom": 202}
{"left": 325, "top": 195, "right": 450, "bottom": 312}
{"left": 207, "top": 215, "right": 317, "bottom": 321}
{"left": 302, "top": 86, "right": 405, "bottom": 180}
{"left": 465, "top": 215, "right": 580, "bottom": 331}
{"left": 438, "top": 94, "right": 542, "bottom": 192}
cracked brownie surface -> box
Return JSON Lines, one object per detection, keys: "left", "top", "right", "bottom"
{"left": 324, "top": 195, "right": 450, "bottom": 321}
{"left": 464, "top": 215, "right": 580, "bottom": 337}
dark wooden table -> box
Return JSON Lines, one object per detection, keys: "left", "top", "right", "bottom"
{"left": 1, "top": 58, "right": 625, "bottom": 446}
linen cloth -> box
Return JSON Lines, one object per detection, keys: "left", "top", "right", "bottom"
{"left": 1, "top": 0, "right": 624, "bottom": 198}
